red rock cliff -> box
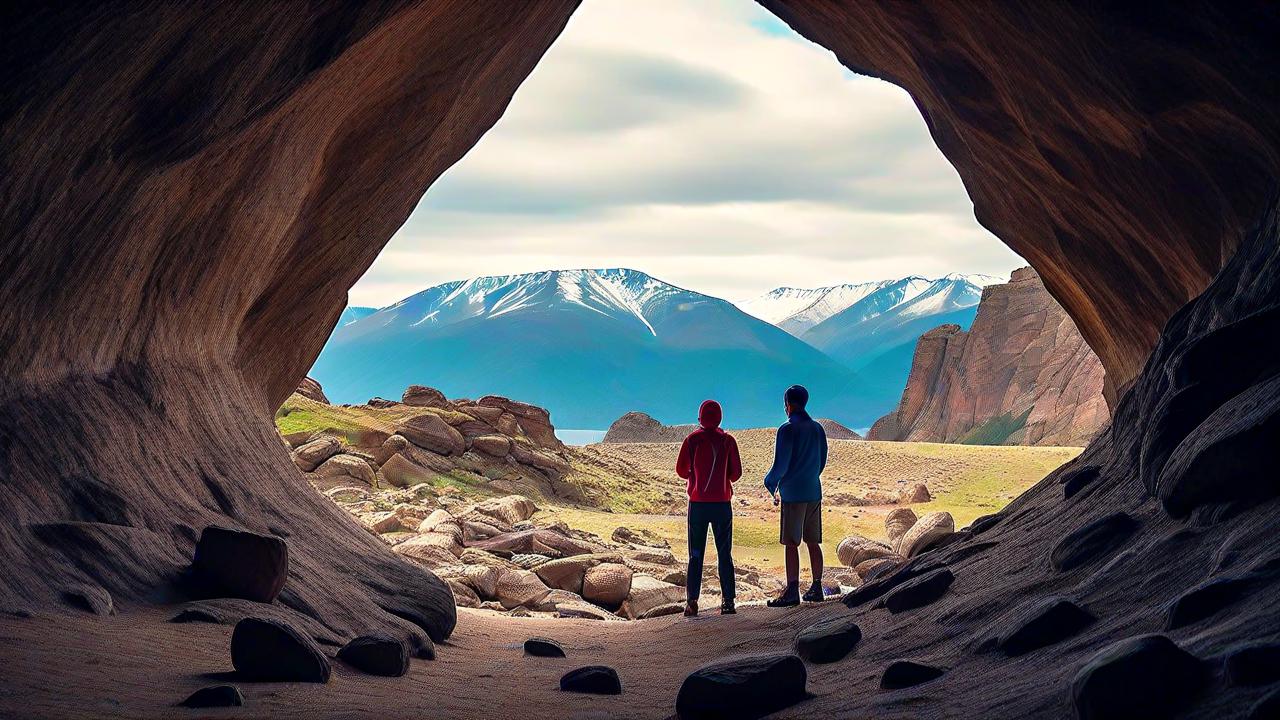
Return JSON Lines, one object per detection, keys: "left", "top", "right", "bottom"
{"left": 870, "top": 268, "right": 1108, "bottom": 446}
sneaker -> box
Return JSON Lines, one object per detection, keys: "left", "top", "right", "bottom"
{"left": 767, "top": 591, "right": 800, "bottom": 608}
{"left": 683, "top": 600, "right": 698, "bottom": 617}
{"left": 720, "top": 599, "right": 736, "bottom": 615}
{"left": 802, "top": 584, "right": 825, "bottom": 603}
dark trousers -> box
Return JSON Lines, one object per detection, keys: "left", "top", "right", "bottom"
{"left": 687, "top": 501, "right": 734, "bottom": 602}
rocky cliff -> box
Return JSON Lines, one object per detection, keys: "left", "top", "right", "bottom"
{"left": 870, "top": 268, "right": 1108, "bottom": 446}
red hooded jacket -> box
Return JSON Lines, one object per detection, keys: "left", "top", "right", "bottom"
{"left": 675, "top": 400, "right": 742, "bottom": 502}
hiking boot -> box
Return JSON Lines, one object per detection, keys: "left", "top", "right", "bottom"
{"left": 767, "top": 590, "right": 800, "bottom": 608}
{"left": 720, "top": 599, "right": 736, "bottom": 615}
{"left": 683, "top": 600, "right": 698, "bottom": 617}
{"left": 802, "top": 583, "right": 825, "bottom": 603}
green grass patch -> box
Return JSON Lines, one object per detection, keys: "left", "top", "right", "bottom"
{"left": 958, "top": 409, "right": 1032, "bottom": 445}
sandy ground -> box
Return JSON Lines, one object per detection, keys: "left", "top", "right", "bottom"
{"left": 0, "top": 602, "right": 857, "bottom": 720}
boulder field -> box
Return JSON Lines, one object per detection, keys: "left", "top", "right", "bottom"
{"left": 1, "top": 3, "right": 1278, "bottom": 719}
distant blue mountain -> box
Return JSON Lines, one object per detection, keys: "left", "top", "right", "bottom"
{"left": 311, "top": 269, "right": 882, "bottom": 429}
{"left": 338, "top": 306, "right": 377, "bottom": 326}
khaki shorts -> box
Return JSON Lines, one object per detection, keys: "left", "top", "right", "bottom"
{"left": 779, "top": 501, "right": 822, "bottom": 545}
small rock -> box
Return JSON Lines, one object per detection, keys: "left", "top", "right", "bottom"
{"left": 230, "top": 617, "right": 330, "bottom": 683}
{"left": 898, "top": 512, "right": 955, "bottom": 558}
{"left": 337, "top": 634, "right": 409, "bottom": 677}
{"left": 996, "top": 597, "right": 1095, "bottom": 656}
{"left": 494, "top": 569, "right": 552, "bottom": 610}
{"left": 292, "top": 436, "right": 341, "bottom": 472}
{"left": 524, "top": 637, "right": 566, "bottom": 657}
{"left": 882, "top": 568, "right": 954, "bottom": 613}
{"left": 885, "top": 508, "right": 918, "bottom": 546}
{"left": 626, "top": 575, "right": 685, "bottom": 618}
{"left": 899, "top": 482, "right": 931, "bottom": 503}
{"left": 560, "top": 666, "right": 621, "bottom": 695}
{"left": 402, "top": 385, "right": 450, "bottom": 408}
{"left": 1071, "top": 635, "right": 1205, "bottom": 720}
{"left": 192, "top": 526, "right": 288, "bottom": 603}
{"left": 61, "top": 585, "right": 114, "bottom": 615}
{"left": 795, "top": 616, "right": 862, "bottom": 664}
{"left": 1225, "top": 642, "right": 1280, "bottom": 686}
{"left": 178, "top": 685, "right": 243, "bottom": 708}
{"left": 1051, "top": 512, "right": 1139, "bottom": 571}
{"left": 471, "top": 434, "right": 512, "bottom": 456}
{"left": 676, "top": 654, "right": 807, "bottom": 719}
{"left": 639, "top": 602, "right": 685, "bottom": 619}
{"left": 397, "top": 414, "right": 465, "bottom": 456}
{"left": 836, "top": 534, "right": 894, "bottom": 567}
{"left": 1165, "top": 575, "right": 1257, "bottom": 629}
{"left": 583, "top": 563, "right": 633, "bottom": 608}
{"left": 881, "top": 660, "right": 945, "bottom": 689}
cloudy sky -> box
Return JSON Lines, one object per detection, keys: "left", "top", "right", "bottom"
{"left": 347, "top": 0, "right": 1024, "bottom": 308}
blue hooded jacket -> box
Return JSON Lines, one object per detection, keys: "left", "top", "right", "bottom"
{"left": 763, "top": 410, "right": 827, "bottom": 503}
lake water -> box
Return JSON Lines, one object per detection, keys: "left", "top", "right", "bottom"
{"left": 555, "top": 429, "right": 607, "bottom": 446}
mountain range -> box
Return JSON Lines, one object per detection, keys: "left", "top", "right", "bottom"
{"left": 311, "top": 269, "right": 893, "bottom": 429}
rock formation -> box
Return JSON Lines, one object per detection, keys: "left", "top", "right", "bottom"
{"left": 2, "top": 2, "right": 1278, "bottom": 718}
{"left": 870, "top": 268, "right": 1108, "bottom": 446}
{"left": 602, "top": 411, "right": 860, "bottom": 443}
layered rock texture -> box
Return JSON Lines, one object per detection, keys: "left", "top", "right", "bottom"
{"left": 2, "top": 2, "right": 1279, "bottom": 719}
{"left": 870, "top": 268, "right": 1108, "bottom": 446}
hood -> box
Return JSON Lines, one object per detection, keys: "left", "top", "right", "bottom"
{"left": 698, "top": 400, "right": 722, "bottom": 430}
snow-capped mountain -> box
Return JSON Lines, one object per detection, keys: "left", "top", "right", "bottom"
{"left": 737, "top": 280, "right": 898, "bottom": 334}
{"left": 338, "top": 306, "right": 377, "bottom": 326}
{"left": 311, "top": 269, "right": 881, "bottom": 429}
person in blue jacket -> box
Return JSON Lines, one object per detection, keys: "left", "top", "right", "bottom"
{"left": 763, "top": 384, "right": 828, "bottom": 606}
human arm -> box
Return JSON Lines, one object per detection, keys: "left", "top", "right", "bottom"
{"left": 676, "top": 436, "right": 693, "bottom": 480}
{"left": 763, "top": 426, "right": 792, "bottom": 497}
{"left": 726, "top": 435, "right": 742, "bottom": 484}
{"left": 818, "top": 426, "right": 828, "bottom": 473}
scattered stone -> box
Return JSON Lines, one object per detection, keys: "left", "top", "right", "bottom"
{"left": 338, "top": 634, "right": 409, "bottom": 677}
{"left": 996, "top": 597, "right": 1095, "bottom": 655}
{"left": 178, "top": 685, "right": 243, "bottom": 708}
{"left": 836, "top": 534, "right": 894, "bottom": 567}
{"left": 582, "top": 563, "right": 633, "bottom": 608}
{"left": 1070, "top": 635, "right": 1205, "bottom": 720}
{"left": 639, "top": 602, "right": 685, "bottom": 619}
{"left": 494, "top": 569, "right": 552, "bottom": 610}
{"left": 662, "top": 568, "right": 688, "bottom": 586}
{"left": 61, "top": 584, "right": 114, "bottom": 615}
{"left": 191, "top": 526, "right": 289, "bottom": 603}
{"left": 899, "top": 511, "right": 956, "bottom": 558}
{"left": 230, "top": 617, "right": 330, "bottom": 683}
{"left": 1166, "top": 575, "right": 1257, "bottom": 629}
{"left": 524, "top": 637, "right": 566, "bottom": 657}
{"left": 881, "top": 568, "right": 954, "bottom": 613}
{"left": 397, "top": 414, "right": 465, "bottom": 456}
{"left": 880, "top": 660, "right": 945, "bottom": 689}
{"left": 471, "top": 495, "right": 539, "bottom": 527}
{"left": 555, "top": 600, "right": 620, "bottom": 621}
{"left": 511, "top": 553, "right": 551, "bottom": 570}
{"left": 626, "top": 574, "right": 685, "bottom": 618}
{"left": 534, "top": 553, "right": 620, "bottom": 594}
{"left": 857, "top": 558, "right": 903, "bottom": 582}
{"left": 402, "top": 385, "right": 450, "bottom": 408}
{"left": 676, "top": 654, "right": 807, "bottom": 719}
{"left": 899, "top": 482, "right": 931, "bottom": 503}
{"left": 560, "top": 666, "right": 622, "bottom": 695}
{"left": 795, "top": 616, "right": 862, "bottom": 664}
{"left": 843, "top": 565, "right": 925, "bottom": 608}
{"left": 1226, "top": 642, "right": 1280, "bottom": 686}
{"left": 885, "top": 508, "right": 918, "bottom": 547}
{"left": 471, "top": 434, "right": 511, "bottom": 456}
{"left": 626, "top": 546, "right": 678, "bottom": 565}
{"left": 291, "top": 436, "right": 341, "bottom": 472}
{"left": 448, "top": 580, "right": 481, "bottom": 608}
{"left": 314, "top": 453, "right": 377, "bottom": 486}
{"left": 1050, "top": 512, "right": 1140, "bottom": 571}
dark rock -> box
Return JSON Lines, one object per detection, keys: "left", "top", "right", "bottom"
{"left": 559, "top": 666, "right": 621, "bottom": 695}
{"left": 1249, "top": 687, "right": 1280, "bottom": 720}
{"left": 192, "top": 526, "right": 288, "bottom": 603}
{"left": 170, "top": 608, "right": 221, "bottom": 624}
{"left": 676, "top": 654, "right": 807, "bottom": 719}
{"left": 1050, "top": 512, "right": 1139, "bottom": 571}
{"left": 997, "top": 598, "right": 1095, "bottom": 655}
{"left": 1062, "top": 466, "right": 1102, "bottom": 499}
{"left": 1166, "top": 576, "right": 1257, "bottom": 629}
{"left": 966, "top": 513, "right": 1003, "bottom": 535}
{"left": 1071, "top": 635, "right": 1205, "bottom": 720}
{"left": 230, "top": 617, "right": 330, "bottom": 683}
{"left": 795, "top": 616, "right": 862, "bottom": 664}
{"left": 880, "top": 660, "right": 945, "bottom": 689}
{"left": 179, "top": 685, "right": 244, "bottom": 708}
{"left": 842, "top": 564, "right": 925, "bottom": 608}
{"left": 337, "top": 634, "right": 409, "bottom": 677}
{"left": 61, "top": 584, "right": 113, "bottom": 615}
{"left": 524, "top": 637, "right": 566, "bottom": 658}
{"left": 409, "top": 633, "right": 436, "bottom": 661}
{"left": 882, "top": 568, "right": 955, "bottom": 613}
{"left": 1225, "top": 642, "right": 1280, "bottom": 686}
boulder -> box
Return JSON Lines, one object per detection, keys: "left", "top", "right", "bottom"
{"left": 899, "top": 482, "right": 931, "bottom": 504}
{"left": 1165, "top": 575, "right": 1257, "bottom": 629}
{"left": 494, "top": 569, "right": 552, "bottom": 609}
{"left": 509, "top": 442, "right": 571, "bottom": 476}
{"left": 881, "top": 568, "right": 955, "bottom": 613}
{"left": 676, "top": 654, "right": 807, "bottom": 719}
{"left": 470, "top": 495, "right": 538, "bottom": 527}
{"left": 402, "top": 385, "right": 450, "bottom": 408}
{"left": 338, "top": 634, "right": 409, "bottom": 677}
{"left": 885, "top": 508, "right": 918, "bottom": 547}
{"left": 836, "top": 534, "right": 894, "bottom": 567}
{"left": 435, "top": 564, "right": 501, "bottom": 599}
{"left": 626, "top": 575, "right": 685, "bottom": 618}
{"left": 397, "top": 415, "right": 465, "bottom": 456}
{"left": 292, "top": 436, "right": 341, "bottom": 472}
{"left": 178, "top": 685, "right": 244, "bottom": 708}
{"left": 1071, "top": 635, "right": 1205, "bottom": 720}
{"left": 478, "top": 395, "right": 561, "bottom": 448}
{"left": 854, "top": 558, "right": 900, "bottom": 580}
{"left": 583, "top": 563, "right": 633, "bottom": 608}
{"left": 191, "top": 526, "right": 288, "bottom": 603}
{"left": 448, "top": 580, "right": 480, "bottom": 608}
{"left": 471, "top": 434, "right": 511, "bottom": 456}
{"left": 314, "top": 453, "right": 377, "bottom": 487}
{"left": 555, "top": 600, "right": 620, "bottom": 621}
{"left": 1051, "top": 512, "right": 1140, "bottom": 571}
{"left": 898, "top": 512, "right": 955, "bottom": 558}
{"left": 367, "top": 397, "right": 399, "bottom": 409}
{"left": 639, "top": 602, "right": 685, "bottom": 619}
{"left": 394, "top": 533, "right": 462, "bottom": 565}
{"left": 61, "top": 584, "right": 114, "bottom": 615}
{"left": 996, "top": 597, "right": 1095, "bottom": 656}
{"left": 880, "top": 660, "right": 945, "bottom": 689}
{"left": 560, "top": 666, "right": 621, "bottom": 695}
{"left": 795, "top": 616, "right": 862, "bottom": 664}
{"left": 295, "top": 377, "right": 329, "bottom": 404}
{"left": 470, "top": 529, "right": 594, "bottom": 558}
{"left": 230, "top": 617, "right": 330, "bottom": 683}
{"left": 417, "top": 509, "right": 464, "bottom": 545}
{"left": 626, "top": 546, "right": 678, "bottom": 565}
{"left": 534, "top": 553, "right": 622, "bottom": 594}
{"left": 524, "top": 637, "right": 566, "bottom": 658}
{"left": 364, "top": 511, "right": 403, "bottom": 534}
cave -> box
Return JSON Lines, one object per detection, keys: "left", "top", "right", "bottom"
{"left": 2, "top": 2, "right": 1278, "bottom": 718}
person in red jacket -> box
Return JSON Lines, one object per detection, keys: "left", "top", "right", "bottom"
{"left": 675, "top": 399, "right": 742, "bottom": 616}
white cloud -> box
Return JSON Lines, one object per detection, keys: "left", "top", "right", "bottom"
{"left": 347, "top": 0, "right": 1024, "bottom": 308}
